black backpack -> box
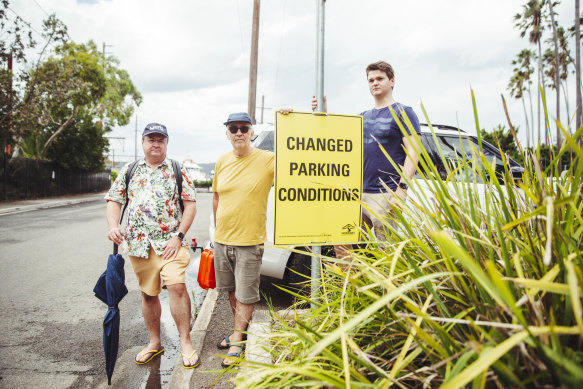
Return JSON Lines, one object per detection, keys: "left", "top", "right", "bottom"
{"left": 119, "top": 159, "right": 184, "bottom": 223}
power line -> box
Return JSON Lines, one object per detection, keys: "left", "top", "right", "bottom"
{"left": 6, "top": 6, "right": 44, "bottom": 39}
{"left": 32, "top": 0, "right": 50, "bottom": 17}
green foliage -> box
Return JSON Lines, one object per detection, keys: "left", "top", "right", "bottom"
{"left": 194, "top": 179, "right": 213, "bottom": 188}
{"left": 110, "top": 170, "right": 118, "bottom": 183}
{"left": 237, "top": 95, "right": 583, "bottom": 388}
{"left": 1, "top": 2, "right": 141, "bottom": 171}
{"left": 1, "top": 2, "right": 68, "bottom": 148}
{"left": 45, "top": 110, "right": 108, "bottom": 171}
{"left": 480, "top": 124, "right": 523, "bottom": 164}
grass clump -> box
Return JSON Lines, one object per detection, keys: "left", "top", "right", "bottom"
{"left": 237, "top": 98, "right": 583, "bottom": 388}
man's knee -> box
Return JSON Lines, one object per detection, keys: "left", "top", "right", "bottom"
{"left": 167, "top": 283, "right": 188, "bottom": 298}
{"left": 142, "top": 291, "right": 159, "bottom": 301}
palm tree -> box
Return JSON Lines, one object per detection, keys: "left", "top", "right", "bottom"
{"left": 509, "top": 49, "right": 536, "bottom": 148}
{"left": 544, "top": 27, "right": 574, "bottom": 132}
{"left": 576, "top": 0, "right": 582, "bottom": 139}
{"left": 547, "top": 0, "right": 561, "bottom": 154}
{"left": 514, "top": 0, "right": 547, "bottom": 145}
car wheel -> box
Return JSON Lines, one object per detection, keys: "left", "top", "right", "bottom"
{"left": 284, "top": 252, "right": 312, "bottom": 294}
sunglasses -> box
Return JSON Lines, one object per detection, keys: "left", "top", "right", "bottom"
{"left": 227, "top": 125, "right": 250, "bottom": 134}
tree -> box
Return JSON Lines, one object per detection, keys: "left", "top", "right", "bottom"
{"left": 18, "top": 41, "right": 142, "bottom": 170}
{"left": 480, "top": 124, "right": 524, "bottom": 164}
{"left": 15, "top": 43, "right": 107, "bottom": 158}
{"left": 514, "top": 0, "right": 548, "bottom": 144}
{"left": 0, "top": 3, "right": 68, "bottom": 149}
{"left": 576, "top": 0, "right": 582, "bottom": 138}
{"left": 508, "top": 49, "right": 536, "bottom": 148}
{"left": 45, "top": 109, "right": 108, "bottom": 171}
{"left": 547, "top": 0, "right": 561, "bottom": 157}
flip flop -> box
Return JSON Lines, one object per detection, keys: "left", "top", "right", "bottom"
{"left": 135, "top": 347, "right": 165, "bottom": 365}
{"left": 182, "top": 349, "right": 200, "bottom": 369}
{"left": 221, "top": 345, "right": 244, "bottom": 368}
{"left": 216, "top": 335, "right": 230, "bottom": 350}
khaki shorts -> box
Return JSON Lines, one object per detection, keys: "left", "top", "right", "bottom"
{"left": 213, "top": 242, "right": 263, "bottom": 304}
{"left": 362, "top": 192, "right": 397, "bottom": 241}
{"left": 129, "top": 246, "right": 190, "bottom": 296}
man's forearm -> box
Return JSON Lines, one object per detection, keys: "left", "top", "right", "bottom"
{"left": 177, "top": 200, "right": 196, "bottom": 234}
{"left": 400, "top": 137, "right": 420, "bottom": 181}
{"left": 106, "top": 201, "right": 122, "bottom": 230}
{"left": 212, "top": 192, "right": 219, "bottom": 227}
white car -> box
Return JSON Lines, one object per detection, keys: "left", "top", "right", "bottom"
{"left": 208, "top": 123, "right": 523, "bottom": 284}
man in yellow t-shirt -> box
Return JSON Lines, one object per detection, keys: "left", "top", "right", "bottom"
{"left": 212, "top": 112, "right": 274, "bottom": 368}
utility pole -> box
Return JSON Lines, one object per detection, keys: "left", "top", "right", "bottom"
{"left": 248, "top": 0, "right": 260, "bottom": 124}
{"left": 260, "top": 95, "right": 265, "bottom": 124}
{"left": 102, "top": 42, "right": 113, "bottom": 63}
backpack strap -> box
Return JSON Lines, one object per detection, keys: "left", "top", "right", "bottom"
{"left": 113, "top": 159, "right": 139, "bottom": 255}
{"left": 171, "top": 159, "right": 185, "bottom": 213}
{"left": 120, "top": 160, "right": 140, "bottom": 224}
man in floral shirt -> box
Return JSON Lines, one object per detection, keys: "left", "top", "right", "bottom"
{"left": 105, "top": 123, "right": 200, "bottom": 369}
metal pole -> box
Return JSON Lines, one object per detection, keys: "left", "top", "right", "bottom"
{"left": 260, "top": 95, "right": 265, "bottom": 124}
{"left": 248, "top": 0, "right": 260, "bottom": 124}
{"left": 311, "top": 0, "right": 326, "bottom": 306}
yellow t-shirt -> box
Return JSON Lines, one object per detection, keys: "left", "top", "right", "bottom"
{"left": 212, "top": 148, "right": 274, "bottom": 245}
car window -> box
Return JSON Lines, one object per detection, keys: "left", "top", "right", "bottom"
{"left": 433, "top": 135, "right": 483, "bottom": 182}
{"left": 253, "top": 130, "right": 274, "bottom": 152}
{"left": 415, "top": 134, "right": 438, "bottom": 179}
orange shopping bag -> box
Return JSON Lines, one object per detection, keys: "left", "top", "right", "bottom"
{"left": 197, "top": 249, "right": 216, "bottom": 290}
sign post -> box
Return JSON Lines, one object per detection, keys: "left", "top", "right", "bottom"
{"left": 312, "top": 0, "right": 326, "bottom": 305}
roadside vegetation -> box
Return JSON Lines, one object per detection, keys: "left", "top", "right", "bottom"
{"left": 237, "top": 96, "right": 583, "bottom": 388}
{"left": 1, "top": 0, "right": 141, "bottom": 172}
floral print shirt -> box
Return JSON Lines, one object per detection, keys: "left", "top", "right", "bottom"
{"left": 105, "top": 159, "right": 196, "bottom": 258}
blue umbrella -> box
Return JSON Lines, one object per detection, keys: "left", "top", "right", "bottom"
{"left": 94, "top": 251, "right": 128, "bottom": 385}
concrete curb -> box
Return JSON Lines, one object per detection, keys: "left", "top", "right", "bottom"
{"left": 236, "top": 308, "right": 309, "bottom": 386}
{"left": 0, "top": 194, "right": 104, "bottom": 215}
{"left": 167, "top": 288, "right": 219, "bottom": 389}
{"left": 236, "top": 310, "right": 272, "bottom": 386}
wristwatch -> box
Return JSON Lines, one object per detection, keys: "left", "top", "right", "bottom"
{"left": 398, "top": 182, "right": 408, "bottom": 190}
{"left": 177, "top": 232, "right": 185, "bottom": 240}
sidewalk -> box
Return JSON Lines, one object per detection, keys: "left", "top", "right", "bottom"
{"left": 0, "top": 192, "right": 106, "bottom": 215}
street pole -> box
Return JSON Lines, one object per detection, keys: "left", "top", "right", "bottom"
{"left": 248, "top": 0, "right": 260, "bottom": 124}
{"left": 260, "top": 95, "right": 265, "bottom": 124}
{"left": 311, "top": 0, "right": 326, "bottom": 306}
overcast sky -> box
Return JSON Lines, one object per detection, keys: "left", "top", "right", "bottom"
{"left": 12, "top": 0, "right": 579, "bottom": 165}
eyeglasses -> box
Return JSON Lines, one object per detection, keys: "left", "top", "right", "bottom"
{"left": 227, "top": 125, "right": 250, "bottom": 134}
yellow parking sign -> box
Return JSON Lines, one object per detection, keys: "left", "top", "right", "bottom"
{"left": 274, "top": 111, "right": 363, "bottom": 245}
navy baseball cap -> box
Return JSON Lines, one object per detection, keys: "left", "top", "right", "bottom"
{"left": 224, "top": 112, "right": 253, "bottom": 125}
{"left": 142, "top": 122, "right": 168, "bottom": 137}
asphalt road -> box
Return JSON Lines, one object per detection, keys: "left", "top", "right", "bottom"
{"left": 0, "top": 192, "right": 292, "bottom": 389}
{"left": 0, "top": 193, "right": 209, "bottom": 388}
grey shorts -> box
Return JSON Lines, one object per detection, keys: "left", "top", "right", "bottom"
{"left": 213, "top": 242, "right": 264, "bottom": 304}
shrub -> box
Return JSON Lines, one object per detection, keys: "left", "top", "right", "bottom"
{"left": 237, "top": 98, "right": 583, "bottom": 388}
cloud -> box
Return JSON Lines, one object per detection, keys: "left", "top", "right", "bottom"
{"left": 12, "top": 0, "right": 580, "bottom": 164}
